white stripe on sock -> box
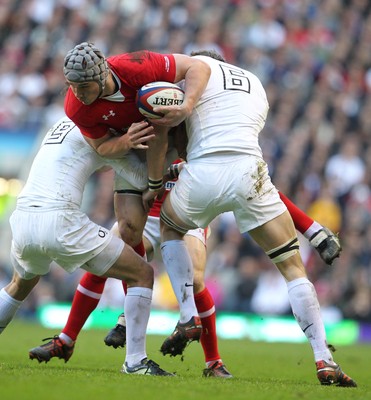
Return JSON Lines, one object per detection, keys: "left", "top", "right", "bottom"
{"left": 77, "top": 284, "right": 102, "bottom": 300}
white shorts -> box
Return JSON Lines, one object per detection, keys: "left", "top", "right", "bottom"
{"left": 144, "top": 215, "right": 207, "bottom": 252}
{"left": 113, "top": 147, "right": 178, "bottom": 193}
{"left": 9, "top": 205, "right": 124, "bottom": 279}
{"left": 169, "top": 154, "right": 287, "bottom": 233}
{"left": 111, "top": 150, "right": 148, "bottom": 192}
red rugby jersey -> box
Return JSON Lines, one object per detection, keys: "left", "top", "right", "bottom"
{"left": 64, "top": 51, "right": 176, "bottom": 139}
{"left": 149, "top": 180, "right": 176, "bottom": 217}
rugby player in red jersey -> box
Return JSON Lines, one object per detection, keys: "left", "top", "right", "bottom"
{"left": 63, "top": 41, "right": 210, "bottom": 262}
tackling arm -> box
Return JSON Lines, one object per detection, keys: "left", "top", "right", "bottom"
{"left": 150, "top": 54, "right": 210, "bottom": 127}
{"left": 83, "top": 121, "right": 155, "bottom": 158}
{"left": 142, "top": 124, "right": 169, "bottom": 212}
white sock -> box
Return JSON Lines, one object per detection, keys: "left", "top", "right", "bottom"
{"left": 161, "top": 240, "right": 198, "bottom": 323}
{"left": 303, "top": 221, "right": 323, "bottom": 240}
{"left": 287, "top": 278, "right": 334, "bottom": 364}
{"left": 124, "top": 287, "right": 152, "bottom": 367}
{"left": 0, "top": 288, "right": 22, "bottom": 334}
{"left": 59, "top": 333, "right": 74, "bottom": 345}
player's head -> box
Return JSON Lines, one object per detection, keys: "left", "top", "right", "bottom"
{"left": 64, "top": 42, "right": 109, "bottom": 99}
{"left": 190, "top": 49, "right": 226, "bottom": 62}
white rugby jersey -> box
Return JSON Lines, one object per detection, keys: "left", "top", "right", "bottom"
{"left": 184, "top": 56, "right": 269, "bottom": 161}
{"left": 17, "top": 118, "right": 106, "bottom": 208}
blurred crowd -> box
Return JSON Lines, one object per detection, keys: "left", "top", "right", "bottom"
{"left": 0, "top": 0, "right": 371, "bottom": 323}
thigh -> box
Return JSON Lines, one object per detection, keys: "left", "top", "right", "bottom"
{"left": 249, "top": 210, "right": 297, "bottom": 252}
{"left": 83, "top": 234, "right": 124, "bottom": 276}
{"left": 55, "top": 209, "right": 120, "bottom": 273}
{"left": 185, "top": 227, "right": 207, "bottom": 247}
{"left": 112, "top": 151, "right": 148, "bottom": 192}
{"left": 9, "top": 209, "right": 52, "bottom": 276}
{"left": 10, "top": 244, "right": 50, "bottom": 279}
{"left": 114, "top": 192, "right": 147, "bottom": 245}
{"left": 11, "top": 208, "right": 122, "bottom": 276}
{"left": 232, "top": 156, "right": 287, "bottom": 232}
{"left": 249, "top": 210, "right": 306, "bottom": 281}
{"left": 101, "top": 240, "right": 153, "bottom": 287}
{"left": 166, "top": 162, "right": 221, "bottom": 230}
{"left": 112, "top": 148, "right": 178, "bottom": 193}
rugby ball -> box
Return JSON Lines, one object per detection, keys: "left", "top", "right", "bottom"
{"left": 136, "top": 81, "right": 185, "bottom": 119}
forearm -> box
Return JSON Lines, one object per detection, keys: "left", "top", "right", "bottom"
{"left": 94, "top": 136, "right": 131, "bottom": 158}
{"left": 174, "top": 54, "right": 211, "bottom": 116}
{"left": 151, "top": 55, "right": 211, "bottom": 128}
{"left": 146, "top": 126, "right": 169, "bottom": 185}
{"left": 83, "top": 121, "right": 155, "bottom": 159}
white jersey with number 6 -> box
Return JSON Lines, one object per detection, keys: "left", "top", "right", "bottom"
{"left": 184, "top": 55, "right": 269, "bottom": 161}
{"left": 169, "top": 56, "right": 286, "bottom": 233}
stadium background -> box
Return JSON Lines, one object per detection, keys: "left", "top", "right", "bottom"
{"left": 0, "top": 0, "right": 370, "bottom": 341}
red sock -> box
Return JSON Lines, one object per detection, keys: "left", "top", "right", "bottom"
{"left": 194, "top": 287, "right": 220, "bottom": 363}
{"left": 62, "top": 272, "right": 107, "bottom": 341}
{"left": 279, "top": 191, "right": 313, "bottom": 234}
{"left": 133, "top": 240, "right": 145, "bottom": 257}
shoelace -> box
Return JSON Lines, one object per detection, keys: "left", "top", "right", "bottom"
{"left": 40, "top": 336, "right": 62, "bottom": 347}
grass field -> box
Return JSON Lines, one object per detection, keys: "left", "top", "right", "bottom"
{"left": 0, "top": 320, "right": 369, "bottom": 400}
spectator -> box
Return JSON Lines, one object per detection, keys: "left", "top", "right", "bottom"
{"left": 325, "top": 134, "right": 366, "bottom": 207}
{"left": 0, "top": 0, "right": 370, "bottom": 323}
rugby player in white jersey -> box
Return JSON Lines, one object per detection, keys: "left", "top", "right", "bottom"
{"left": 27, "top": 155, "right": 233, "bottom": 379}
{"left": 0, "top": 117, "right": 173, "bottom": 376}
{"left": 144, "top": 50, "right": 357, "bottom": 387}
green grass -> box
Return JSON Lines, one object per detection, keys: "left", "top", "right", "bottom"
{"left": 0, "top": 320, "right": 370, "bottom": 400}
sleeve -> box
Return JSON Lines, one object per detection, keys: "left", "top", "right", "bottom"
{"left": 76, "top": 123, "right": 108, "bottom": 139}
{"left": 145, "top": 51, "right": 176, "bottom": 83}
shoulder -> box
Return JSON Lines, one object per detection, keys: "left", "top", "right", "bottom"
{"left": 107, "top": 51, "right": 156, "bottom": 72}
{"left": 107, "top": 50, "right": 175, "bottom": 73}
{"left": 108, "top": 50, "right": 169, "bottom": 64}
{"left": 108, "top": 51, "right": 175, "bottom": 83}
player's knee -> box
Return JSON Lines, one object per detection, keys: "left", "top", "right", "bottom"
{"left": 118, "top": 220, "right": 142, "bottom": 246}
{"left": 107, "top": 252, "right": 153, "bottom": 288}
{"left": 128, "top": 261, "right": 154, "bottom": 288}
{"left": 142, "top": 265, "right": 154, "bottom": 286}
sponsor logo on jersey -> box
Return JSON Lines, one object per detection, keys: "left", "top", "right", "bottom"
{"left": 102, "top": 110, "right": 116, "bottom": 120}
